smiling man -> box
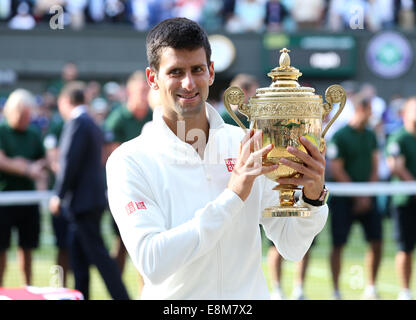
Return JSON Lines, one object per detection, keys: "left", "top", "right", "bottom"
{"left": 144, "top": 25, "right": 215, "bottom": 159}
{"left": 106, "top": 17, "right": 328, "bottom": 300}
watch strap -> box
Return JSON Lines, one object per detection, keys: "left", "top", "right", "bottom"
{"left": 302, "top": 185, "right": 329, "bottom": 207}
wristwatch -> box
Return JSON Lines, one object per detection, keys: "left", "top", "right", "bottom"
{"left": 302, "top": 185, "right": 329, "bottom": 207}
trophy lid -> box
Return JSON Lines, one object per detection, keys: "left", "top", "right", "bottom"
{"left": 224, "top": 48, "right": 344, "bottom": 124}
{"left": 267, "top": 48, "right": 302, "bottom": 85}
{"left": 251, "top": 48, "right": 320, "bottom": 99}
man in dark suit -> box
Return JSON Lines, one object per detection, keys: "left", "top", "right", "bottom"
{"left": 49, "top": 81, "right": 129, "bottom": 300}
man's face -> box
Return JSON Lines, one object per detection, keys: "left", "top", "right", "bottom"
{"left": 62, "top": 63, "right": 78, "bottom": 82}
{"left": 18, "top": 107, "right": 31, "bottom": 130}
{"left": 357, "top": 103, "right": 372, "bottom": 124}
{"left": 364, "top": 104, "right": 372, "bottom": 123}
{"left": 9, "top": 106, "right": 31, "bottom": 131}
{"left": 127, "top": 79, "right": 150, "bottom": 110}
{"left": 146, "top": 47, "right": 214, "bottom": 121}
{"left": 57, "top": 95, "right": 72, "bottom": 120}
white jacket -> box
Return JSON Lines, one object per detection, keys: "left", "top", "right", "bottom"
{"left": 106, "top": 103, "right": 328, "bottom": 300}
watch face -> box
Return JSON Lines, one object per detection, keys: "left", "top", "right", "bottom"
{"left": 319, "top": 189, "right": 325, "bottom": 201}
{"left": 322, "top": 188, "right": 329, "bottom": 204}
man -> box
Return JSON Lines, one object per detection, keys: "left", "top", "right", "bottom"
{"left": 104, "top": 70, "right": 153, "bottom": 152}
{"left": 47, "top": 61, "right": 79, "bottom": 97}
{"left": 43, "top": 117, "right": 70, "bottom": 287}
{"left": 106, "top": 17, "right": 328, "bottom": 299}
{"left": 327, "top": 96, "right": 382, "bottom": 300}
{"left": 267, "top": 242, "right": 311, "bottom": 300}
{"left": 49, "top": 82, "right": 129, "bottom": 300}
{"left": 0, "top": 89, "right": 47, "bottom": 287}
{"left": 386, "top": 97, "right": 416, "bottom": 300}
{"left": 104, "top": 70, "right": 153, "bottom": 275}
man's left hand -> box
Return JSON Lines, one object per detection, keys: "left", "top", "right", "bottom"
{"left": 276, "top": 136, "right": 326, "bottom": 200}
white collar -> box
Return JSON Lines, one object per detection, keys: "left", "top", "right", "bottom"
{"left": 70, "top": 105, "right": 87, "bottom": 119}
{"left": 152, "top": 102, "right": 225, "bottom": 136}
{"left": 148, "top": 103, "right": 226, "bottom": 162}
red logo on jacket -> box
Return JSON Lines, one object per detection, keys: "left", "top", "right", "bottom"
{"left": 224, "top": 158, "right": 236, "bottom": 172}
{"left": 125, "top": 201, "right": 147, "bottom": 215}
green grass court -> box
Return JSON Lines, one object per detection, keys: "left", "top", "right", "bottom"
{"left": 1, "top": 208, "right": 414, "bottom": 300}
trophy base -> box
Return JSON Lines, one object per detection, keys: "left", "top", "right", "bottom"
{"left": 262, "top": 206, "right": 311, "bottom": 218}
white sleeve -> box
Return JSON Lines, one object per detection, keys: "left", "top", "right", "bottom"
{"left": 259, "top": 178, "right": 328, "bottom": 261}
{"left": 106, "top": 152, "right": 244, "bottom": 285}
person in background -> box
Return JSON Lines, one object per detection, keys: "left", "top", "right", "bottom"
{"left": 386, "top": 97, "right": 416, "bottom": 300}
{"left": 8, "top": 2, "right": 36, "bottom": 30}
{"left": 89, "top": 97, "right": 109, "bottom": 127}
{"left": 264, "top": 0, "right": 289, "bottom": 32}
{"left": 84, "top": 81, "right": 102, "bottom": 107}
{"left": 49, "top": 81, "right": 129, "bottom": 300}
{"left": 102, "top": 81, "right": 123, "bottom": 115}
{"left": 47, "top": 62, "right": 79, "bottom": 98}
{"left": 225, "top": 0, "right": 266, "bottom": 32}
{"left": 43, "top": 111, "right": 70, "bottom": 287}
{"left": 327, "top": 95, "right": 382, "bottom": 300}
{"left": 0, "top": 88, "right": 47, "bottom": 286}
{"left": 291, "top": 0, "right": 325, "bottom": 30}
{"left": 104, "top": 71, "right": 153, "bottom": 154}
{"left": 267, "top": 240, "right": 312, "bottom": 300}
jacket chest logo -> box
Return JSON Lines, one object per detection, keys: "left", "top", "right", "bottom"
{"left": 224, "top": 158, "right": 236, "bottom": 172}
{"left": 125, "top": 201, "right": 147, "bottom": 215}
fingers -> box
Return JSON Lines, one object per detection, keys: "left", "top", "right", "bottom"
{"left": 276, "top": 136, "right": 326, "bottom": 199}
{"left": 249, "top": 159, "right": 278, "bottom": 176}
{"left": 284, "top": 138, "right": 325, "bottom": 174}
{"left": 236, "top": 129, "right": 280, "bottom": 179}
{"left": 259, "top": 161, "right": 279, "bottom": 175}
{"left": 279, "top": 157, "right": 321, "bottom": 180}
{"left": 299, "top": 136, "right": 325, "bottom": 165}
{"left": 240, "top": 129, "right": 262, "bottom": 162}
{"left": 277, "top": 176, "right": 309, "bottom": 186}
{"left": 239, "top": 129, "right": 254, "bottom": 155}
{"left": 246, "top": 143, "right": 274, "bottom": 169}
{"left": 240, "top": 129, "right": 254, "bottom": 148}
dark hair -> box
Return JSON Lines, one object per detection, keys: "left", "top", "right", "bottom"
{"left": 60, "top": 81, "right": 85, "bottom": 106}
{"left": 361, "top": 98, "right": 372, "bottom": 109}
{"left": 146, "top": 17, "right": 211, "bottom": 72}
{"left": 230, "top": 74, "right": 258, "bottom": 92}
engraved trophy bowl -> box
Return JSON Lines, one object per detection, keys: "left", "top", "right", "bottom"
{"left": 224, "top": 48, "right": 346, "bottom": 217}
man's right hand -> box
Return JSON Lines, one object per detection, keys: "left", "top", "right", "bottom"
{"left": 227, "top": 129, "right": 278, "bottom": 201}
{"left": 49, "top": 195, "right": 61, "bottom": 216}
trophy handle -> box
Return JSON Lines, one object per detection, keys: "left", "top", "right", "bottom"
{"left": 223, "top": 86, "right": 250, "bottom": 132}
{"left": 321, "top": 84, "right": 346, "bottom": 139}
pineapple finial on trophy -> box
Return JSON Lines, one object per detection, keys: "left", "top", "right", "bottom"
{"left": 279, "top": 48, "right": 291, "bottom": 69}
{"left": 267, "top": 48, "right": 301, "bottom": 86}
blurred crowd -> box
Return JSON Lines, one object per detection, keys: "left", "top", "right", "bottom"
{"left": 0, "top": 62, "right": 154, "bottom": 298}
{"left": 0, "top": 62, "right": 407, "bottom": 197}
{"left": 1, "top": 0, "right": 416, "bottom": 32}
{"left": 0, "top": 63, "right": 407, "bottom": 188}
